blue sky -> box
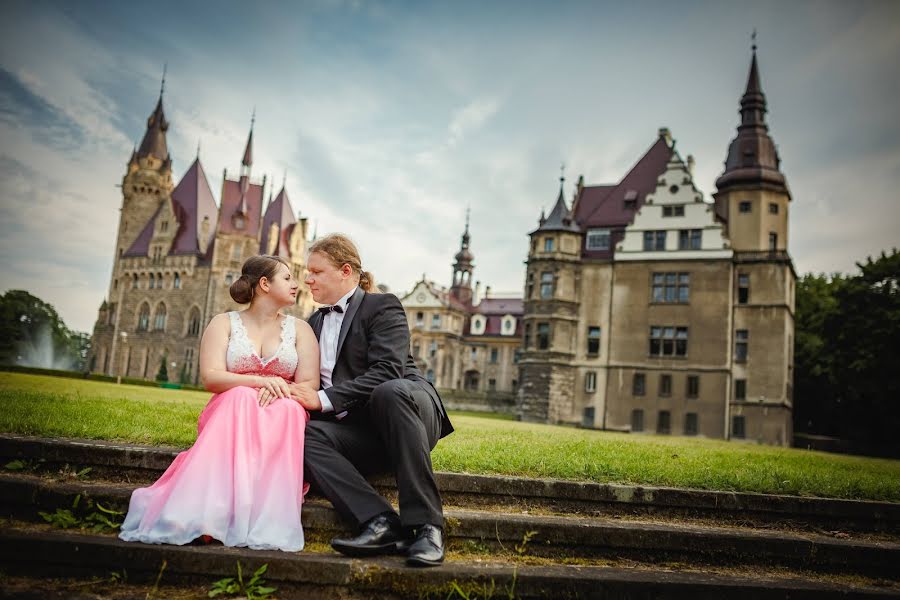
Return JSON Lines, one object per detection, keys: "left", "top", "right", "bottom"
{"left": 1, "top": 0, "right": 898, "bottom": 332}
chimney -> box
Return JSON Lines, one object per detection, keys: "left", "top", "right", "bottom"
{"left": 485, "top": 285, "right": 491, "bottom": 299}
{"left": 658, "top": 127, "right": 673, "bottom": 147}
{"left": 687, "top": 155, "right": 695, "bottom": 176}
{"left": 474, "top": 280, "right": 482, "bottom": 304}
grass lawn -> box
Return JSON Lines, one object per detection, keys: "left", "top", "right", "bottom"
{"left": 2, "top": 372, "right": 898, "bottom": 502}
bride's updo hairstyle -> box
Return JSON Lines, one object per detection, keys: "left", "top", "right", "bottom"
{"left": 229, "top": 254, "right": 291, "bottom": 304}
{"left": 308, "top": 233, "right": 377, "bottom": 293}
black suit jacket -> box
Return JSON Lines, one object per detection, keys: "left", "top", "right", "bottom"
{"left": 308, "top": 287, "right": 454, "bottom": 438}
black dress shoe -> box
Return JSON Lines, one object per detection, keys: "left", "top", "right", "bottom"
{"left": 406, "top": 524, "right": 444, "bottom": 567}
{"left": 331, "top": 513, "right": 404, "bottom": 557}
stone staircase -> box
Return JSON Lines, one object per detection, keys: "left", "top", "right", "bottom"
{"left": 0, "top": 433, "right": 898, "bottom": 599}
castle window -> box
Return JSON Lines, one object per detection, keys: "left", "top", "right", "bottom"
{"left": 537, "top": 323, "right": 550, "bottom": 349}
{"left": 631, "top": 409, "right": 644, "bottom": 432}
{"left": 184, "top": 348, "right": 194, "bottom": 380}
{"left": 543, "top": 237, "right": 554, "bottom": 252}
{"left": 430, "top": 341, "right": 438, "bottom": 358}
{"left": 113, "top": 278, "right": 118, "bottom": 290}
{"left": 540, "top": 272, "right": 554, "bottom": 299}
{"left": 490, "top": 348, "right": 498, "bottom": 364}
{"left": 657, "top": 410, "right": 671, "bottom": 434}
{"left": 587, "top": 326, "right": 601, "bottom": 356}
{"left": 649, "top": 326, "right": 688, "bottom": 357}
{"left": 160, "top": 221, "right": 168, "bottom": 233}
{"left": 153, "top": 303, "right": 167, "bottom": 331}
{"left": 174, "top": 273, "right": 181, "bottom": 289}
{"left": 132, "top": 274, "right": 138, "bottom": 289}
{"left": 659, "top": 374, "right": 672, "bottom": 397}
{"left": 513, "top": 350, "right": 521, "bottom": 364}
{"left": 586, "top": 228, "right": 610, "bottom": 250}
{"left": 416, "top": 312, "right": 424, "bottom": 327}
{"left": 137, "top": 303, "right": 150, "bottom": 332}
{"left": 769, "top": 232, "right": 778, "bottom": 251}
{"left": 148, "top": 273, "right": 155, "bottom": 289}
{"left": 187, "top": 308, "right": 201, "bottom": 337}
{"left": 427, "top": 369, "right": 435, "bottom": 384}
{"left": 737, "top": 274, "right": 749, "bottom": 304}
{"left": 643, "top": 230, "right": 666, "bottom": 251}
{"left": 632, "top": 373, "right": 646, "bottom": 396}
{"left": 739, "top": 201, "right": 752, "bottom": 213}
{"left": 488, "top": 378, "right": 497, "bottom": 392}
{"left": 684, "top": 413, "right": 698, "bottom": 436}
{"left": 413, "top": 342, "right": 421, "bottom": 358}
{"left": 526, "top": 272, "right": 534, "bottom": 298}
{"left": 678, "top": 229, "right": 702, "bottom": 250}
{"left": 732, "top": 415, "right": 746, "bottom": 438}
{"left": 523, "top": 323, "right": 531, "bottom": 349}
{"left": 735, "top": 330, "right": 749, "bottom": 362}
{"left": 651, "top": 272, "right": 689, "bottom": 303}
{"left": 585, "top": 371, "right": 597, "bottom": 393}
{"left": 225, "top": 273, "right": 233, "bottom": 285}
{"left": 157, "top": 272, "right": 164, "bottom": 288}
{"left": 687, "top": 375, "right": 700, "bottom": 398}
{"left": 769, "top": 202, "right": 779, "bottom": 214}
{"left": 662, "top": 206, "right": 684, "bottom": 217}
{"left": 431, "top": 314, "right": 441, "bottom": 329}
{"left": 735, "top": 379, "right": 747, "bottom": 401}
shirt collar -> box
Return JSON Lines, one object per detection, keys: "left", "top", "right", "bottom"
{"left": 335, "top": 286, "right": 357, "bottom": 310}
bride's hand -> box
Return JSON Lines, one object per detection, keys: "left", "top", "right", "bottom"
{"left": 257, "top": 377, "right": 291, "bottom": 407}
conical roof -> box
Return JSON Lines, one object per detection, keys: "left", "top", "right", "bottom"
{"left": 534, "top": 182, "right": 580, "bottom": 233}
{"left": 137, "top": 95, "right": 169, "bottom": 162}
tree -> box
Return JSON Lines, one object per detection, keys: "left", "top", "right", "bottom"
{"left": 0, "top": 290, "right": 89, "bottom": 370}
{"left": 794, "top": 249, "right": 900, "bottom": 457}
{"left": 155, "top": 354, "right": 169, "bottom": 383}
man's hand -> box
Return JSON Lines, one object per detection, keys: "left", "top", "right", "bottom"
{"left": 290, "top": 382, "right": 322, "bottom": 411}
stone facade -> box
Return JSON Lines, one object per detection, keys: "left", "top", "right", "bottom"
{"left": 89, "top": 94, "right": 314, "bottom": 384}
{"left": 518, "top": 50, "right": 795, "bottom": 446}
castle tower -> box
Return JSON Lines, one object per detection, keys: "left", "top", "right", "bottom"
{"left": 517, "top": 177, "right": 583, "bottom": 423}
{"left": 714, "top": 44, "right": 795, "bottom": 445}
{"left": 449, "top": 210, "right": 475, "bottom": 306}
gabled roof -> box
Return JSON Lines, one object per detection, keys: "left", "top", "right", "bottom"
{"left": 170, "top": 158, "right": 218, "bottom": 256}
{"left": 578, "top": 135, "right": 673, "bottom": 229}
{"left": 259, "top": 187, "right": 298, "bottom": 257}
{"left": 218, "top": 178, "right": 264, "bottom": 236}
{"left": 123, "top": 204, "right": 162, "bottom": 257}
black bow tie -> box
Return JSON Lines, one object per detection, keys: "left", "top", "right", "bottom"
{"left": 318, "top": 304, "right": 344, "bottom": 315}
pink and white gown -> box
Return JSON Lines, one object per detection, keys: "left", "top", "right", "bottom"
{"left": 119, "top": 312, "right": 309, "bottom": 552}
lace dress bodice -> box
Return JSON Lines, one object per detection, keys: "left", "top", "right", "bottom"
{"left": 226, "top": 312, "right": 298, "bottom": 380}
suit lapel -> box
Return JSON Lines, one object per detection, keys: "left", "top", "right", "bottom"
{"left": 335, "top": 287, "right": 365, "bottom": 362}
{"left": 311, "top": 311, "right": 323, "bottom": 340}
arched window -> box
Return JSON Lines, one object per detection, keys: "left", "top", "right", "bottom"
{"left": 157, "top": 272, "right": 164, "bottom": 288}
{"left": 187, "top": 307, "right": 201, "bottom": 336}
{"left": 148, "top": 273, "right": 155, "bottom": 289}
{"left": 132, "top": 274, "right": 138, "bottom": 289}
{"left": 153, "top": 303, "right": 167, "bottom": 331}
{"left": 174, "top": 273, "right": 181, "bottom": 289}
{"left": 137, "top": 303, "right": 150, "bottom": 331}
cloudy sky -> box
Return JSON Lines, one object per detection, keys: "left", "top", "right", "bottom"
{"left": 1, "top": 0, "right": 898, "bottom": 332}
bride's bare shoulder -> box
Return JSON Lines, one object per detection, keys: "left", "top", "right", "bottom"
{"left": 292, "top": 315, "right": 314, "bottom": 337}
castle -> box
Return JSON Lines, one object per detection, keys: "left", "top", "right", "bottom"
{"left": 516, "top": 48, "right": 795, "bottom": 445}
{"left": 88, "top": 90, "right": 315, "bottom": 384}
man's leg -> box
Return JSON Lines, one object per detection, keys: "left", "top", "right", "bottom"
{"left": 303, "top": 419, "right": 393, "bottom": 527}
{"left": 367, "top": 379, "right": 443, "bottom": 528}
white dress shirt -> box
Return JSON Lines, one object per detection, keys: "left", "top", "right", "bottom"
{"left": 318, "top": 287, "right": 356, "bottom": 418}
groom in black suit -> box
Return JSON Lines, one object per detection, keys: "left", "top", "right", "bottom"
{"left": 290, "top": 234, "right": 453, "bottom": 567}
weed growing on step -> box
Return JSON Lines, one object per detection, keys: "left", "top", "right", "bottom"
{"left": 441, "top": 569, "right": 518, "bottom": 600}
{"left": 208, "top": 562, "right": 276, "bottom": 599}
{"left": 4, "top": 458, "right": 45, "bottom": 472}
{"left": 38, "top": 493, "right": 124, "bottom": 533}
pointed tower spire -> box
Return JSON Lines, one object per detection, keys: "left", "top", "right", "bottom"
{"left": 450, "top": 211, "right": 475, "bottom": 305}
{"left": 136, "top": 66, "right": 170, "bottom": 164}
{"left": 242, "top": 109, "right": 255, "bottom": 169}
{"left": 715, "top": 39, "right": 789, "bottom": 196}
{"left": 536, "top": 172, "right": 579, "bottom": 233}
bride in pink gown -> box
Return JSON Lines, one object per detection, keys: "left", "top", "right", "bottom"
{"left": 119, "top": 255, "right": 320, "bottom": 552}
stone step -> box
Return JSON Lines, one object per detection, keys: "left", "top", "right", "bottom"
{"left": 2, "top": 472, "right": 898, "bottom": 579}
{"left": 0, "top": 525, "right": 896, "bottom": 600}
{"left": 2, "top": 433, "right": 898, "bottom": 534}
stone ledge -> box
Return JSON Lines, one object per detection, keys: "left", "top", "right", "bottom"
{"left": 2, "top": 473, "right": 898, "bottom": 577}
{"left": 1, "top": 433, "right": 897, "bottom": 533}
{"left": 0, "top": 527, "right": 895, "bottom": 600}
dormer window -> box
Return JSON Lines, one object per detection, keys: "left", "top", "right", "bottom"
{"left": 624, "top": 189, "right": 638, "bottom": 209}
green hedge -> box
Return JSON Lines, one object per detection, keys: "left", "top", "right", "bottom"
{"left": 0, "top": 364, "right": 205, "bottom": 391}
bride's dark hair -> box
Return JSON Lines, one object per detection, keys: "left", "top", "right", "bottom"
{"left": 229, "top": 254, "right": 291, "bottom": 304}
{"left": 308, "top": 234, "right": 377, "bottom": 293}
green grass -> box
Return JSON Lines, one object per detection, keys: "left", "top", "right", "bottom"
{"left": 2, "top": 372, "right": 899, "bottom": 501}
